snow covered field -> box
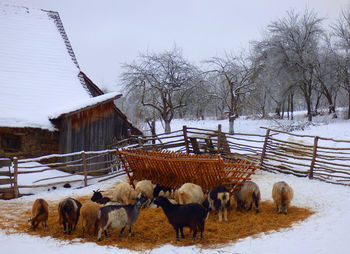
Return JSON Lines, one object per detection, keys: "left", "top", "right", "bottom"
{"left": 2, "top": 116, "right": 350, "bottom": 254}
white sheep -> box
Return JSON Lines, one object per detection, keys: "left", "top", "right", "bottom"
{"left": 174, "top": 183, "right": 204, "bottom": 205}
{"left": 234, "top": 181, "right": 261, "bottom": 213}
{"left": 113, "top": 182, "right": 137, "bottom": 205}
{"left": 135, "top": 179, "right": 154, "bottom": 199}
{"left": 272, "top": 181, "right": 294, "bottom": 214}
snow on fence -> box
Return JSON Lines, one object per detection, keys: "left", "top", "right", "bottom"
{"left": 260, "top": 128, "right": 350, "bottom": 186}
{"left": 2, "top": 124, "right": 350, "bottom": 199}
{"left": 1, "top": 149, "right": 125, "bottom": 199}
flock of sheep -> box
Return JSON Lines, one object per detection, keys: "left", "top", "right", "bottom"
{"left": 28, "top": 179, "right": 294, "bottom": 242}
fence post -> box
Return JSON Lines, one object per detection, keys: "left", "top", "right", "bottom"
{"left": 217, "top": 124, "right": 222, "bottom": 154}
{"left": 13, "top": 157, "right": 19, "bottom": 198}
{"left": 309, "top": 136, "right": 319, "bottom": 179}
{"left": 82, "top": 152, "right": 88, "bottom": 187}
{"left": 183, "top": 125, "right": 190, "bottom": 154}
{"left": 260, "top": 129, "right": 271, "bottom": 168}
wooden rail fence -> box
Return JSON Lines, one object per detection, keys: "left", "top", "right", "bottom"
{"left": 2, "top": 124, "right": 350, "bottom": 199}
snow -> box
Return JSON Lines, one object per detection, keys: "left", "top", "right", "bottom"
{"left": 0, "top": 4, "right": 94, "bottom": 130}
{"left": 1, "top": 115, "right": 350, "bottom": 253}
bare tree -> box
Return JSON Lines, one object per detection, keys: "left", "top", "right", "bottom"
{"left": 263, "top": 10, "right": 324, "bottom": 121}
{"left": 205, "top": 53, "right": 254, "bottom": 134}
{"left": 121, "top": 47, "right": 199, "bottom": 133}
{"left": 332, "top": 8, "right": 350, "bottom": 118}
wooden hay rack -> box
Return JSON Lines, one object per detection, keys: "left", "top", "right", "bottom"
{"left": 117, "top": 148, "right": 259, "bottom": 193}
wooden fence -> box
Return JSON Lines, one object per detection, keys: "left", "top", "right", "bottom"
{"left": 260, "top": 127, "right": 350, "bottom": 186}
{"left": 0, "top": 149, "right": 125, "bottom": 199}
{"left": 2, "top": 124, "right": 350, "bottom": 199}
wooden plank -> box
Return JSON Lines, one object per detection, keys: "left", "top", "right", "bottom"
{"left": 0, "top": 178, "right": 13, "bottom": 185}
{"left": 189, "top": 137, "right": 201, "bottom": 154}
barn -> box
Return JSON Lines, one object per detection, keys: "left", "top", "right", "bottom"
{"left": 0, "top": 5, "right": 141, "bottom": 160}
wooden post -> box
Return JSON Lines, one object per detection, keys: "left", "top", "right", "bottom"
{"left": 183, "top": 125, "right": 190, "bottom": 154}
{"left": 217, "top": 124, "right": 222, "bottom": 154}
{"left": 82, "top": 152, "right": 88, "bottom": 187}
{"left": 13, "top": 157, "right": 19, "bottom": 198}
{"left": 260, "top": 129, "right": 271, "bottom": 167}
{"left": 309, "top": 136, "right": 319, "bottom": 179}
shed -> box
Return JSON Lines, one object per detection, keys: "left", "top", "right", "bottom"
{"left": 0, "top": 5, "right": 141, "bottom": 161}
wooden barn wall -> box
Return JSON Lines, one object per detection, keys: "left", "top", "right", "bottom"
{"left": 0, "top": 127, "right": 59, "bottom": 159}
{"left": 58, "top": 102, "right": 131, "bottom": 154}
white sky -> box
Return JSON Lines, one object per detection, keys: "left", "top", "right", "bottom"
{"left": 1, "top": 0, "right": 349, "bottom": 91}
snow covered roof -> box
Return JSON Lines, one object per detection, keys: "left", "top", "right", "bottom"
{"left": 0, "top": 4, "right": 110, "bottom": 131}
{"left": 49, "top": 92, "right": 122, "bottom": 119}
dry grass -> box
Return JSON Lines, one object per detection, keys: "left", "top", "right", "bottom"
{"left": 0, "top": 193, "right": 314, "bottom": 251}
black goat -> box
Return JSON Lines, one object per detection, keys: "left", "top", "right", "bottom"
{"left": 91, "top": 189, "right": 111, "bottom": 205}
{"left": 154, "top": 196, "right": 207, "bottom": 241}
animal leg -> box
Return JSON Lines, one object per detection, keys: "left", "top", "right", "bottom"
{"left": 255, "top": 198, "right": 260, "bottom": 213}
{"left": 97, "top": 228, "right": 103, "bottom": 241}
{"left": 63, "top": 223, "right": 67, "bottom": 234}
{"left": 119, "top": 226, "right": 126, "bottom": 237}
{"left": 192, "top": 230, "right": 197, "bottom": 239}
{"left": 224, "top": 208, "right": 227, "bottom": 221}
{"left": 175, "top": 227, "right": 180, "bottom": 241}
{"left": 180, "top": 227, "right": 184, "bottom": 238}
{"left": 283, "top": 205, "right": 288, "bottom": 215}
{"left": 247, "top": 202, "right": 253, "bottom": 211}
{"left": 218, "top": 209, "right": 222, "bottom": 222}
{"left": 128, "top": 225, "right": 133, "bottom": 237}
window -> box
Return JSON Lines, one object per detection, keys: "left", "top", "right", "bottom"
{"left": 1, "top": 135, "right": 21, "bottom": 151}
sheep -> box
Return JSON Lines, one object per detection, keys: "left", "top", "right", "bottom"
{"left": 91, "top": 189, "right": 111, "bottom": 205}
{"left": 135, "top": 180, "right": 154, "bottom": 199}
{"left": 154, "top": 196, "right": 208, "bottom": 241}
{"left": 97, "top": 193, "right": 148, "bottom": 241}
{"left": 234, "top": 181, "right": 261, "bottom": 213}
{"left": 153, "top": 184, "right": 172, "bottom": 198}
{"left": 272, "top": 181, "right": 294, "bottom": 214}
{"left": 58, "top": 197, "right": 82, "bottom": 234}
{"left": 174, "top": 183, "right": 204, "bottom": 205}
{"left": 204, "top": 186, "right": 230, "bottom": 222}
{"left": 113, "top": 182, "right": 137, "bottom": 205}
{"left": 29, "top": 198, "right": 49, "bottom": 229}
{"left": 80, "top": 202, "right": 101, "bottom": 237}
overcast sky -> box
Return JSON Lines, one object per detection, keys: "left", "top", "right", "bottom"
{"left": 1, "top": 0, "right": 349, "bottom": 92}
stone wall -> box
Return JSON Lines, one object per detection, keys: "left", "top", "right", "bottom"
{"left": 0, "top": 127, "right": 59, "bottom": 159}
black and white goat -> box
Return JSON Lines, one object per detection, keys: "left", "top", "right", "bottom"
{"left": 154, "top": 196, "right": 207, "bottom": 241}
{"left": 91, "top": 189, "right": 111, "bottom": 205}
{"left": 58, "top": 197, "right": 82, "bottom": 234}
{"left": 203, "top": 186, "right": 230, "bottom": 222}
{"left": 97, "top": 193, "right": 148, "bottom": 241}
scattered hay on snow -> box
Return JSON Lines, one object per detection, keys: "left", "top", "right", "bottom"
{"left": 0, "top": 194, "right": 314, "bottom": 251}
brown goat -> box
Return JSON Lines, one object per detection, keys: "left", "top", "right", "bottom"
{"left": 58, "top": 197, "right": 82, "bottom": 234}
{"left": 29, "top": 198, "right": 49, "bottom": 229}
{"left": 272, "top": 181, "right": 294, "bottom": 214}
{"left": 81, "top": 202, "right": 101, "bottom": 237}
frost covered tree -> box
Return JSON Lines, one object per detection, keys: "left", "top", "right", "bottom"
{"left": 332, "top": 8, "right": 350, "bottom": 118}
{"left": 205, "top": 53, "right": 254, "bottom": 134}
{"left": 121, "top": 46, "right": 199, "bottom": 133}
{"left": 259, "top": 10, "right": 324, "bottom": 121}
